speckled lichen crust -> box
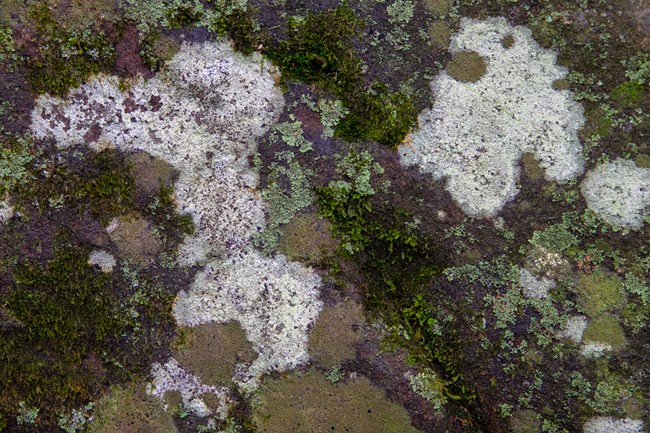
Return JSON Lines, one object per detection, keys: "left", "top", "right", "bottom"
{"left": 31, "top": 41, "right": 284, "bottom": 258}
{"left": 148, "top": 357, "right": 231, "bottom": 419}
{"left": 173, "top": 249, "right": 322, "bottom": 390}
{"left": 581, "top": 158, "right": 650, "bottom": 230}
{"left": 399, "top": 17, "right": 585, "bottom": 217}
{"left": 30, "top": 41, "right": 323, "bottom": 391}
{"left": 583, "top": 417, "right": 645, "bottom": 433}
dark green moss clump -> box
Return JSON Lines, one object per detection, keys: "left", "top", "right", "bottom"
{"left": 266, "top": 6, "right": 416, "bottom": 147}
{"left": 0, "top": 245, "right": 176, "bottom": 430}
{"left": 26, "top": 4, "right": 115, "bottom": 97}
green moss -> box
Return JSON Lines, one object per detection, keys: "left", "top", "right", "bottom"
{"left": 583, "top": 314, "right": 626, "bottom": 350}
{"left": 576, "top": 268, "right": 625, "bottom": 318}
{"left": 611, "top": 81, "right": 645, "bottom": 107}
{"left": 174, "top": 322, "right": 256, "bottom": 387}
{"left": 266, "top": 6, "right": 415, "bottom": 147}
{"left": 26, "top": 4, "right": 115, "bottom": 97}
{"left": 447, "top": 51, "right": 487, "bottom": 83}
{"left": 253, "top": 371, "right": 421, "bottom": 433}
{"left": 266, "top": 6, "right": 363, "bottom": 96}
{"left": 336, "top": 82, "right": 416, "bottom": 148}
{"left": 585, "top": 107, "right": 613, "bottom": 138}
{"left": 16, "top": 148, "right": 135, "bottom": 225}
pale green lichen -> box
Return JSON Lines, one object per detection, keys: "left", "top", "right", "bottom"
{"left": 406, "top": 368, "right": 447, "bottom": 411}
{"left": 270, "top": 121, "right": 312, "bottom": 153}
{"left": 400, "top": 17, "right": 585, "bottom": 217}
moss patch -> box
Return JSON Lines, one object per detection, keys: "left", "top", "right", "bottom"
{"left": 308, "top": 300, "right": 364, "bottom": 368}
{"left": 582, "top": 314, "right": 626, "bottom": 350}
{"left": 174, "top": 322, "right": 256, "bottom": 387}
{"left": 86, "top": 385, "right": 177, "bottom": 433}
{"left": 253, "top": 370, "right": 421, "bottom": 433}
{"left": 576, "top": 268, "right": 625, "bottom": 318}
{"left": 109, "top": 214, "right": 163, "bottom": 267}
{"left": 447, "top": 51, "right": 487, "bottom": 83}
{"left": 279, "top": 212, "right": 338, "bottom": 264}
{"left": 611, "top": 81, "right": 645, "bottom": 107}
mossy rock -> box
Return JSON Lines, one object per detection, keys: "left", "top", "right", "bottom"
{"left": 585, "top": 107, "right": 613, "bottom": 138}
{"left": 510, "top": 409, "right": 540, "bottom": 433}
{"left": 429, "top": 20, "right": 451, "bottom": 49}
{"left": 447, "top": 51, "right": 487, "bottom": 83}
{"left": 422, "top": 0, "right": 453, "bottom": 16}
{"left": 109, "top": 214, "right": 163, "bottom": 267}
{"left": 611, "top": 81, "right": 646, "bottom": 107}
{"left": 279, "top": 212, "right": 338, "bottom": 264}
{"left": 86, "top": 385, "right": 177, "bottom": 433}
{"left": 576, "top": 268, "right": 625, "bottom": 318}
{"left": 128, "top": 152, "right": 175, "bottom": 196}
{"left": 308, "top": 300, "right": 364, "bottom": 368}
{"left": 582, "top": 314, "right": 626, "bottom": 350}
{"left": 51, "top": 0, "right": 120, "bottom": 30}
{"left": 253, "top": 370, "right": 421, "bottom": 433}
{"left": 174, "top": 321, "right": 256, "bottom": 387}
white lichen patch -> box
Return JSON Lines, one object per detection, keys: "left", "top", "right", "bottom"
{"left": 30, "top": 41, "right": 323, "bottom": 392}
{"left": 399, "top": 17, "right": 585, "bottom": 217}
{"left": 580, "top": 342, "right": 612, "bottom": 358}
{"left": 148, "top": 358, "right": 230, "bottom": 419}
{"left": 88, "top": 250, "right": 116, "bottom": 273}
{"left": 583, "top": 417, "right": 645, "bottom": 433}
{"left": 519, "top": 268, "right": 556, "bottom": 299}
{"left": 173, "top": 249, "right": 322, "bottom": 390}
{"left": 0, "top": 199, "right": 13, "bottom": 223}
{"left": 581, "top": 158, "right": 650, "bottom": 230}
{"left": 31, "top": 41, "right": 284, "bottom": 258}
{"left": 557, "top": 315, "right": 588, "bottom": 344}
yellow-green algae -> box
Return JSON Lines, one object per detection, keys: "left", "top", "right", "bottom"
{"left": 253, "top": 370, "right": 421, "bottom": 433}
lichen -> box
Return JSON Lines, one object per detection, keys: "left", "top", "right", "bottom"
{"left": 581, "top": 158, "right": 650, "bottom": 230}
{"left": 173, "top": 250, "right": 322, "bottom": 390}
{"left": 399, "top": 17, "right": 585, "bottom": 217}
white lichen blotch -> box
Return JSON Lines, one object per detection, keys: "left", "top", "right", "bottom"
{"left": 519, "top": 268, "right": 555, "bottom": 299}
{"left": 581, "top": 158, "right": 650, "bottom": 230}
{"left": 148, "top": 358, "right": 230, "bottom": 418}
{"left": 31, "top": 41, "right": 284, "bottom": 258}
{"left": 88, "top": 250, "right": 116, "bottom": 273}
{"left": 174, "top": 250, "right": 322, "bottom": 390}
{"left": 30, "top": 40, "right": 323, "bottom": 393}
{"left": 400, "top": 17, "right": 585, "bottom": 217}
{"left": 583, "top": 417, "right": 644, "bottom": 433}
